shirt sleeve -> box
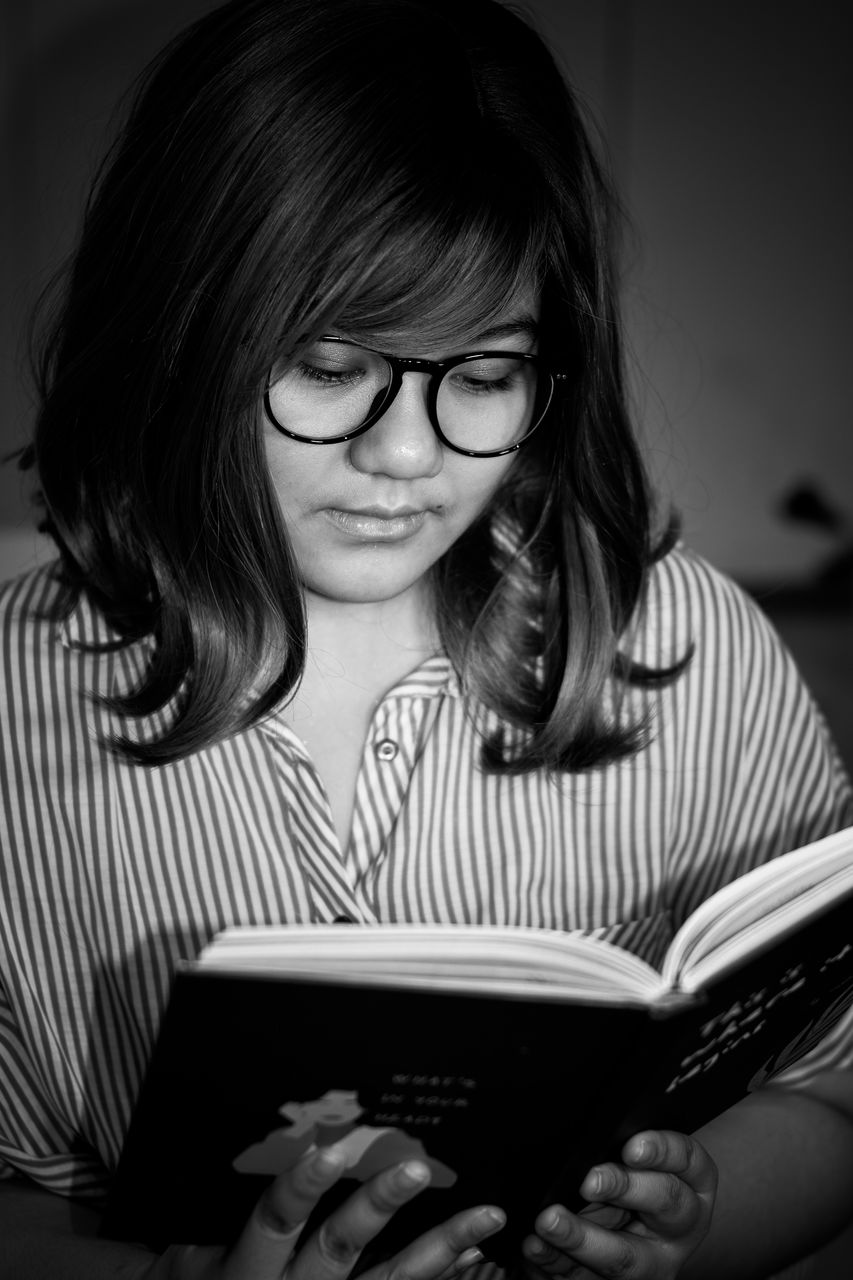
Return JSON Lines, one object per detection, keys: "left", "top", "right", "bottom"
{"left": 0, "top": 978, "right": 111, "bottom": 1203}
{"left": 648, "top": 549, "right": 853, "bottom": 1085}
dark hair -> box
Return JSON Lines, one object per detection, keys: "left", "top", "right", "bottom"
{"left": 24, "top": 0, "right": 683, "bottom": 768}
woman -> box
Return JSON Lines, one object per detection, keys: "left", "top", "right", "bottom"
{"left": 2, "top": 1, "right": 852, "bottom": 1277}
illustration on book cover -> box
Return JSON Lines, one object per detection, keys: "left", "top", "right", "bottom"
{"left": 232, "top": 1088, "right": 459, "bottom": 1186}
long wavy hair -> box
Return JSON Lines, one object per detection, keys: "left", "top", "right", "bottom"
{"left": 23, "top": 0, "right": 684, "bottom": 768}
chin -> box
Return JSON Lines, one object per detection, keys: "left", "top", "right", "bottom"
{"left": 306, "top": 572, "right": 426, "bottom": 606}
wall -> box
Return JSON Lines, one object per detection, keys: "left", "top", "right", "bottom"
{"left": 622, "top": 1, "right": 853, "bottom": 584}
{"left": 537, "top": 0, "right": 853, "bottom": 583}
{"left": 1, "top": 0, "right": 214, "bottom": 573}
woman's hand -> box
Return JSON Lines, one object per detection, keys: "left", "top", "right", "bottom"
{"left": 145, "top": 1142, "right": 506, "bottom": 1280}
{"left": 521, "top": 1130, "right": 717, "bottom": 1279}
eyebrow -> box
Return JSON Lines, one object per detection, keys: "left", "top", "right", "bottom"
{"left": 325, "top": 312, "right": 541, "bottom": 356}
{"left": 474, "top": 313, "right": 540, "bottom": 343}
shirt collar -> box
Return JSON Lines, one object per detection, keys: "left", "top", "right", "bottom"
{"left": 58, "top": 593, "right": 462, "bottom": 713}
{"left": 382, "top": 652, "right": 461, "bottom": 700}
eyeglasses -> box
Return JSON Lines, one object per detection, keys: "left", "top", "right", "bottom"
{"left": 264, "top": 336, "right": 570, "bottom": 458}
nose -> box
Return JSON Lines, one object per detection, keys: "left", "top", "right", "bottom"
{"left": 347, "top": 372, "right": 443, "bottom": 479}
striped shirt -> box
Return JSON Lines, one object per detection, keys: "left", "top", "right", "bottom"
{"left": 1, "top": 546, "right": 851, "bottom": 1206}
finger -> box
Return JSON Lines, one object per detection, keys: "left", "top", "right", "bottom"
{"left": 369, "top": 1204, "right": 507, "bottom": 1280}
{"left": 518, "top": 1205, "right": 631, "bottom": 1278}
{"left": 520, "top": 1134, "right": 718, "bottom": 1277}
{"left": 291, "top": 1159, "right": 500, "bottom": 1280}
{"left": 289, "top": 1157, "right": 436, "bottom": 1280}
{"left": 430, "top": 1243, "right": 493, "bottom": 1280}
{"left": 523, "top": 1205, "right": 649, "bottom": 1278}
{"left": 578, "top": 1203, "right": 632, "bottom": 1232}
{"left": 223, "top": 1143, "right": 349, "bottom": 1279}
{"left": 578, "top": 1163, "right": 702, "bottom": 1237}
{"left": 622, "top": 1131, "right": 718, "bottom": 1199}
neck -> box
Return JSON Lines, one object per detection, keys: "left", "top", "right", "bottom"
{"left": 302, "top": 580, "right": 440, "bottom": 684}
{"left": 297, "top": 581, "right": 438, "bottom": 701}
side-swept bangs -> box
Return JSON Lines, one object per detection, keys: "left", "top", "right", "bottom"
{"left": 327, "top": 153, "right": 550, "bottom": 354}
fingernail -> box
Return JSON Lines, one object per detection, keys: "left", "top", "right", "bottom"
{"left": 632, "top": 1138, "right": 652, "bottom": 1165}
{"left": 395, "top": 1160, "right": 430, "bottom": 1189}
{"left": 583, "top": 1166, "right": 614, "bottom": 1197}
{"left": 525, "top": 1237, "right": 547, "bottom": 1257}
{"left": 540, "top": 1207, "right": 561, "bottom": 1232}
{"left": 453, "top": 1247, "right": 484, "bottom": 1272}
{"left": 474, "top": 1206, "right": 506, "bottom": 1234}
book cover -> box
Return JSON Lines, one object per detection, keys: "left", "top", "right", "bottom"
{"left": 103, "top": 887, "right": 853, "bottom": 1265}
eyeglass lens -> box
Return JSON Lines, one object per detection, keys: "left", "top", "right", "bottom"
{"left": 267, "top": 340, "right": 547, "bottom": 452}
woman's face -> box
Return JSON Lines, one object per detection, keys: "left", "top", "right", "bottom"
{"left": 263, "top": 300, "right": 540, "bottom": 610}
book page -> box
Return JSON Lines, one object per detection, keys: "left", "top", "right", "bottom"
{"left": 196, "top": 923, "right": 665, "bottom": 1004}
{"left": 662, "top": 826, "right": 853, "bottom": 991}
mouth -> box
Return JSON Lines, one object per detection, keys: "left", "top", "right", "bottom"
{"left": 324, "top": 506, "right": 430, "bottom": 541}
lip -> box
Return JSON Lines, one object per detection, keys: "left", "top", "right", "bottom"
{"left": 324, "top": 507, "right": 429, "bottom": 541}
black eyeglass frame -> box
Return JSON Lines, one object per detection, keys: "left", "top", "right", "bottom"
{"left": 263, "top": 336, "right": 572, "bottom": 458}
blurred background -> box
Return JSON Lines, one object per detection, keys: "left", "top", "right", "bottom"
{"left": 1, "top": 0, "right": 852, "bottom": 766}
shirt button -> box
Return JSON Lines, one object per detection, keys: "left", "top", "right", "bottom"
{"left": 374, "top": 738, "right": 398, "bottom": 761}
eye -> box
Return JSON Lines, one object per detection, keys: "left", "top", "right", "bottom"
{"left": 272, "top": 342, "right": 371, "bottom": 391}
{"left": 456, "top": 374, "right": 512, "bottom": 395}
{"left": 293, "top": 361, "right": 364, "bottom": 388}
{"left": 447, "top": 357, "right": 526, "bottom": 395}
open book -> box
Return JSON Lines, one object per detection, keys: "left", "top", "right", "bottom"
{"left": 104, "top": 827, "right": 853, "bottom": 1264}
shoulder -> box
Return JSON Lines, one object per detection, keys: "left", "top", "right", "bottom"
{"left": 0, "top": 559, "right": 113, "bottom": 674}
{"left": 0, "top": 562, "right": 146, "bottom": 754}
{"left": 0, "top": 565, "right": 146, "bottom": 886}
{"left": 633, "top": 541, "right": 821, "bottom": 725}
{"left": 0, "top": 564, "right": 82, "bottom": 762}
{"left": 0, "top": 561, "right": 69, "bottom": 671}
{"left": 633, "top": 541, "right": 851, "bottom": 790}
{"left": 631, "top": 542, "right": 789, "bottom": 674}
{"left": 1, "top": 560, "right": 143, "bottom": 673}
{"left": 634, "top": 544, "right": 853, "bottom": 851}
{"left": 0, "top": 566, "right": 82, "bottom": 871}
{"left": 646, "top": 540, "right": 748, "bottom": 610}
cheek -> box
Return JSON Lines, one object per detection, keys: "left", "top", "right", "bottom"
{"left": 266, "top": 465, "right": 298, "bottom": 523}
{"left": 262, "top": 435, "right": 324, "bottom": 521}
{"left": 457, "top": 454, "right": 517, "bottom": 519}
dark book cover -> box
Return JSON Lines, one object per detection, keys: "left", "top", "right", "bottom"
{"left": 103, "top": 891, "right": 853, "bottom": 1266}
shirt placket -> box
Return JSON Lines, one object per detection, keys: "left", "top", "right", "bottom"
{"left": 261, "top": 725, "right": 372, "bottom": 924}
{"left": 260, "top": 657, "right": 452, "bottom": 924}
{"left": 344, "top": 690, "right": 443, "bottom": 914}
